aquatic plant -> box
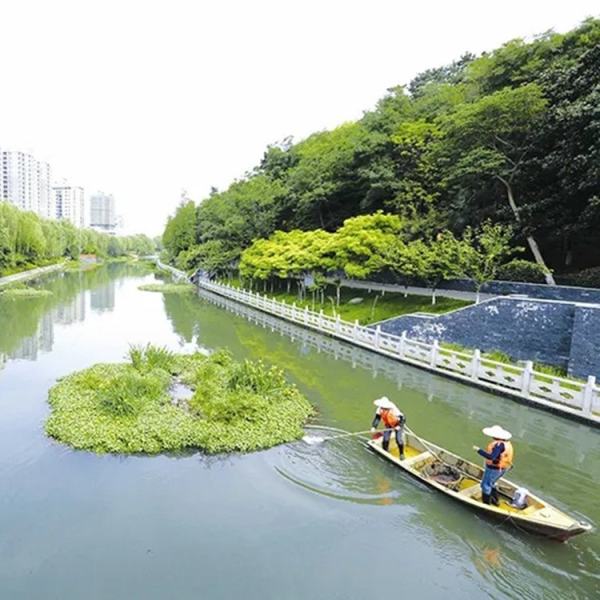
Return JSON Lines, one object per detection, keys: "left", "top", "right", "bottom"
{"left": 46, "top": 349, "right": 313, "bottom": 454}
{"left": 128, "top": 343, "right": 175, "bottom": 374}
{"left": 138, "top": 283, "right": 194, "bottom": 294}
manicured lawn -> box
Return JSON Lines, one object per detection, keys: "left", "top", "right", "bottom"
{"left": 220, "top": 279, "right": 470, "bottom": 325}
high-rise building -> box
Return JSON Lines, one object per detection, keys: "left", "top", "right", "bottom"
{"left": 0, "top": 150, "right": 52, "bottom": 217}
{"left": 37, "top": 161, "right": 53, "bottom": 218}
{"left": 53, "top": 182, "right": 85, "bottom": 227}
{"left": 90, "top": 192, "right": 117, "bottom": 233}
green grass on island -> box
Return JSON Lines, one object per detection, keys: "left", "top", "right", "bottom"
{"left": 138, "top": 282, "right": 195, "bottom": 294}
{"left": 221, "top": 279, "right": 470, "bottom": 325}
{"left": 46, "top": 345, "right": 314, "bottom": 454}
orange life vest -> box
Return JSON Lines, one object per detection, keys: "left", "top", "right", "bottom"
{"left": 380, "top": 408, "right": 401, "bottom": 429}
{"left": 486, "top": 440, "right": 513, "bottom": 469}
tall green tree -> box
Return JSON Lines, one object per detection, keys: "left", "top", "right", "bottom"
{"left": 441, "top": 84, "right": 554, "bottom": 283}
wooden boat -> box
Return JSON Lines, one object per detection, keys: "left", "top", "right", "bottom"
{"left": 367, "top": 431, "right": 592, "bottom": 541}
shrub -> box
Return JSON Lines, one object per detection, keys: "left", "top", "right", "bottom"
{"left": 556, "top": 266, "right": 600, "bottom": 289}
{"left": 128, "top": 343, "right": 175, "bottom": 374}
{"left": 96, "top": 367, "right": 166, "bottom": 416}
{"left": 496, "top": 259, "right": 550, "bottom": 283}
{"left": 228, "top": 359, "right": 286, "bottom": 396}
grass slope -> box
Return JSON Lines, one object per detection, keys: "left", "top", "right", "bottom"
{"left": 222, "top": 279, "right": 470, "bottom": 325}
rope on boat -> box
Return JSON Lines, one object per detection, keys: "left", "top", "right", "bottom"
{"left": 303, "top": 424, "right": 395, "bottom": 443}
{"left": 306, "top": 423, "right": 482, "bottom": 491}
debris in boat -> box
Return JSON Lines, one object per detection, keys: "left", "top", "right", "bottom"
{"left": 347, "top": 297, "right": 364, "bottom": 305}
{"left": 423, "top": 461, "right": 461, "bottom": 485}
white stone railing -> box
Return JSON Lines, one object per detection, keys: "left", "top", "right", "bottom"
{"left": 154, "top": 258, "right": 189, "bottom": 282}
{"left": 198, "top": 278, "right": 600, "bottom": 424}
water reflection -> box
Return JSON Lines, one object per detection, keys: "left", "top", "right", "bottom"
{"left": 0, "top": 265, "right": 598, "bottom": 599}
{"left": 0, "top": 263, "right": 150, "bottom": 362}
{"left": 195, "top": 289, "right": 599, "bottom": 475}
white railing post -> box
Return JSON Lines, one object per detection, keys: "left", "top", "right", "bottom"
{"left": 582, "top": 375, "right": 596, "bottom": 416}
{"left": 398, "top": 331, "right": 406, "bottom": 357}
{"left": 319, "top": 309, "right": 324, "bottom": 329}
{"left": 304, "top": 306, "right": 308, "bottom": 325}
{"left": 374, "top": 325, "right": 381, "bottom": 348}
{"left": 292, "top": 302, "right": 296, "bottom": 321}
{"left": 353, "top": 320, "right": 359, "bottom": 340}
{"left": 521, "top": 361, "right": 533, "bottom": 397}
{"left": 430, "top": 339, "right": 439, "bottom": 367}
{"left": 471, "top": 349, "right": 481, "bottom": 381}
{"left": 335, "top": 314, "right": 341, "bottom": 333}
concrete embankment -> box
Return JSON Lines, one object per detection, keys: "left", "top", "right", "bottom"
{"left": 0, "top": 263, "right": 65, "bottom": 288}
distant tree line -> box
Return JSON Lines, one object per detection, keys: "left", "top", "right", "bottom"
{"left": 0, "top": 201, "right": 156, "bottom": 275}
{"left": 163, "top": 18, "right": 600, "bottom": 281}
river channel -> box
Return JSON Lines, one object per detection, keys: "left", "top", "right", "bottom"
{"left": 0, "top": 264, "right": 598, "bottom": 599}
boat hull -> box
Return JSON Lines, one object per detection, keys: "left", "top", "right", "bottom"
{"left": 367, "top": 434, "right": 591, "bottom": 541}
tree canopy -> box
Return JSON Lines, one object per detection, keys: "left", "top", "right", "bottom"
{"left": 0, "top": 201, "right": 156, "bottom": 275}
{"left": 163, "top": 18, "right": 600, "bottom": 278}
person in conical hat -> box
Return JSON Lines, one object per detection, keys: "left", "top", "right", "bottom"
{"left": 473, "top": 425, "right": 514, "bottom": 506}
{"left": 370, "top": 396, "right": 406, "bottom": 460}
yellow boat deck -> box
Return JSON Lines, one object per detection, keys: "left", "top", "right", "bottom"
{"left": 386, "top": 440, "right": 538, "bottom": 515}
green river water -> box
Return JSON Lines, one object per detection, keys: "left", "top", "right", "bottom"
{"left": 0, "top": 264, "right": 598, "bottom": 599}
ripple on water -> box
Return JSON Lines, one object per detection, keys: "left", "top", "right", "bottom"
{"left": 272, "top": 430, "right": 407, "bottom": 506}
{"left": 270, "top": 428, "right": 599, "bottom": 600}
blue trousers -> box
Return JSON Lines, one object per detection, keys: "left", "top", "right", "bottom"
{"left": 382, "top": 427, "right": 404, "bottom": 452}
{"left": 481, "top": 466, "right": 506, "bottom": 495}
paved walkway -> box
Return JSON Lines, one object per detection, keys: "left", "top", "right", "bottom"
{"left": 328, "top": 278, "right": 494, "bottom": 302}
{"left": 0, "top": 263, "right": 64, "bottom": 288}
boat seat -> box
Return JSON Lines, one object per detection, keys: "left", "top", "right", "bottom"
{"left": 402, "top": 451, "right": 432, "bottom": 467}
{"left": 459, "top": 483, "right": 482, "bottom": 497}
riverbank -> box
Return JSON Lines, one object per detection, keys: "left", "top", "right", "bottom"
{"left": 220, "top": 278, "right": 470, "bottom": 325}
{"left": 0, "top": 262, "right": 66, "bottom": 288}
{"left": 199, "top": 279, "right": 600, "bottom": 426}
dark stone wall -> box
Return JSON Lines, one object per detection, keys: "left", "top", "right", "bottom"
{"left": 366, "top": 270, "right": 600, "bottom": 303}
{"left": 377, "top": 297, "right": 600, "bottom": 378}
{"left": 442, "top": 279, "right": 600, "bottom": 304}
{"left": 568, "top": 306, "right": 600, "bottom": 379}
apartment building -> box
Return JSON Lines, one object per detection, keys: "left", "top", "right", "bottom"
{"left": 53, "top": 182, "right": 85, "bottom": 228}
{"left": 0, "top": 149, "right": 53, "bottom": 217}
{"left": 89, "top": 192, "right": 117, "bottom": 234}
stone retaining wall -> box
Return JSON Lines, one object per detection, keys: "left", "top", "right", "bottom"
{"left": 377, "top": 296, "right": 600, "bottom": 379}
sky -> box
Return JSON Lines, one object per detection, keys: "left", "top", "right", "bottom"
{"left": 0, "top": 1, "right": 598, "bottom": 235}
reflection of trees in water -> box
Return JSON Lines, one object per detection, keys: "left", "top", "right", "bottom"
{"left": 0, "top": 263, "right": 150, "bottom": 359}
{"left": 194, "top": 290, "right": 600, "bottom": 470}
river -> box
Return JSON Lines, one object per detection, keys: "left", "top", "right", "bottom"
{"left": 0, "top": 264, "right": 598, "bottom": 599}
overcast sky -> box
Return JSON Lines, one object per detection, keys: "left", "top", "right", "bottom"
{"left": 1, "top": 1, "right": 598, "bottom": 235}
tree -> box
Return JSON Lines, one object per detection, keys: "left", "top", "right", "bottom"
{"left": 163, "top": 201, "right": 197, "bottom": 262}
{"left": 460, "top": 221, "right": 516, "bottom": 303}
{"left": 332, "top": 212, "right": 404, "bottom": 305}
{"left": 441, "top": 84, "right": 555, "bottom": 284}
{"left": 412, "top": 234, "right": 464, "bottom": 305}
